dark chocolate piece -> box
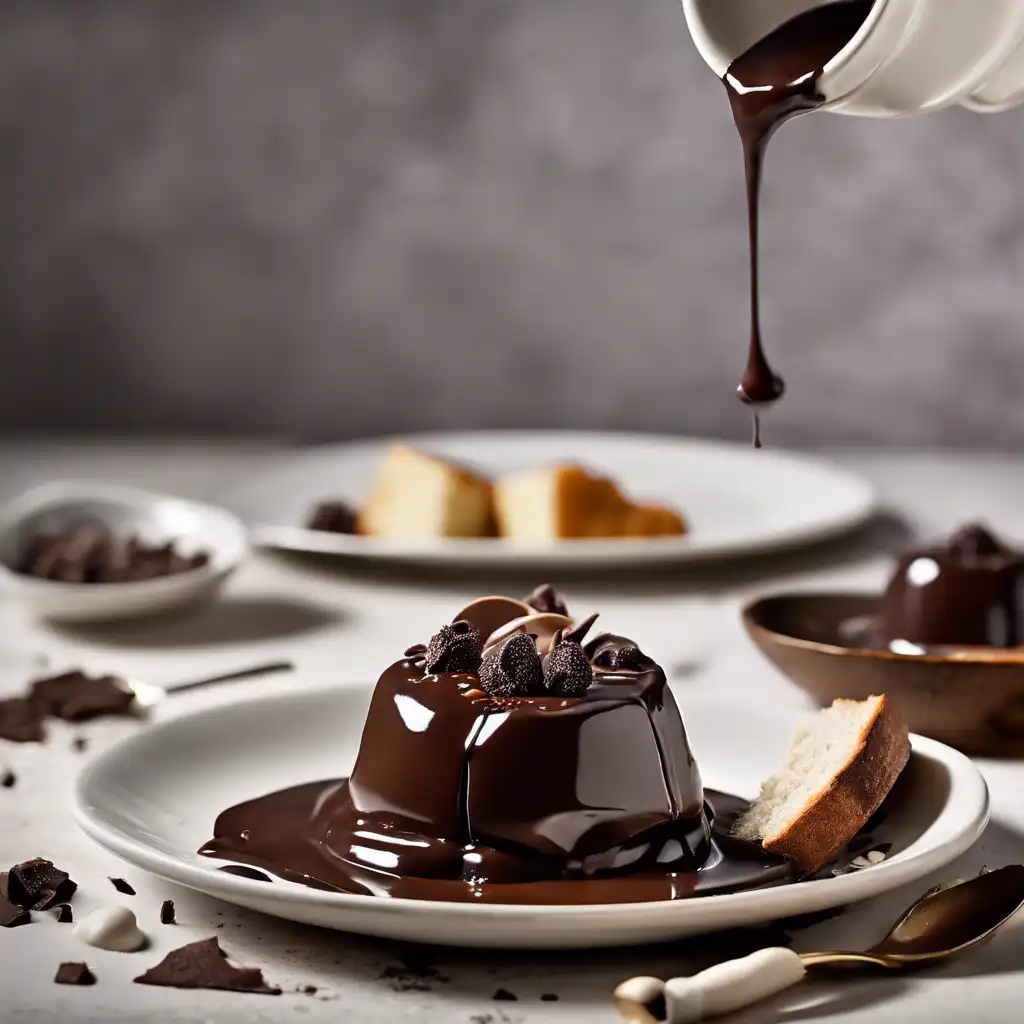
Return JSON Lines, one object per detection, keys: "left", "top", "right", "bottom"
{"left": 0, "top": 697, "right": 46, "bottom": 743}
{"left": 541, "top": 993, "right": 559, "bottom": 1001}
{"left": 160, "top": 899, "right": 176, "bottom": 924}
{"left": 302, "top": 984, "right": 318, "bottom": 995}
{"left": 424, "top": 621, "right": 483, "bottom": 675}
{"left": 7, "top": 859, "right": 77, "bottom": 911}
{"left": 306, "top": 501, "right": 359, "bottom": 535}
{"left": 1, "top": 768, "right": 15, "bottom": 788}
{"left": 542, "top": 634, "right": 593, "bottom": 697}
{"left": 55, "top": 962, "right": 96, "bottom": 986}
{"left": 134, "top": 937, "right": 281, "bottom": 994}
{"left": 479, "top": 633, "right": 543, "bottom": 698}
{"left": 109, "top": 876, "right": 136, "bottom": 896}
{"left": 523, "top": 584, "right": 569, "bottom": 617}
{"left": 18, "top": 525, "right": 209, "bottom": 585}
{"left": 55, "top": 903, "right": 73, "bottom": 923}
{"left": 564, "top": 612, "right": 599, "bottom": 646}
{"left": 72, "top": 736, "right": 88, "bottom": 753}
{"left": 31, "top": 671, "right": 134, "bottom": 723}
{"left": 0, "top": 896, "right": 30, "bottom": 928}
{"left": 493, "top": 988, "right": 518, "bottom": 1001}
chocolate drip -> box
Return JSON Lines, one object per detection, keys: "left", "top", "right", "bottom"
{"left": 725, "top": 1, "right": 874, "bottom": 445}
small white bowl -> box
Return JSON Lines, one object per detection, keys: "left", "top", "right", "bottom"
{"left": 0, "top": 482, "right": 248, "bottom": 622}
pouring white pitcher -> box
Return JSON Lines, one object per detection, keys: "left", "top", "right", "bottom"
{"left": 681, "top": 0, "right": 1024, "bottom": 115}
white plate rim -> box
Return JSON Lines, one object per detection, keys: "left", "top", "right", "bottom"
{"left": 222, "top": 431, "right": 877, "bottom": 565}
{"left": 74, "top": 684, "right": 989, "bottom": 929}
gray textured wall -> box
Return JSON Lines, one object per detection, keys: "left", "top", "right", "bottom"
{"left": 1, "top": 0, "right": 1023, "bottom": 447}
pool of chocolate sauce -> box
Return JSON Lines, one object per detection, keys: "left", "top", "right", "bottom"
{"left": 200, "top": 784, "right": 795, "bottom": 905}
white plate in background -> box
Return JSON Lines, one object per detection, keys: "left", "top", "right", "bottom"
{"left": 75, "top": 685, "right": 987, "bottom": 949}
{"left": 222, "top": 431, "right": 876, "bottom": 567}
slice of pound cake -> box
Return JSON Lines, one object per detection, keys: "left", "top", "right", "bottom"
{"left": 734, "top": 695, "right": 910, "bottom": 873}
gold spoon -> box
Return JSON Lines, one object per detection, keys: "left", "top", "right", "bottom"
{"left": 615, "top": 865, "right": 1024, "bottom": 1024}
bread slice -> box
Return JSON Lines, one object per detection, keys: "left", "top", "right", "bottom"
{"left": 356, "top": 445, "right": 495, "bottom": 539}
{"left": 734, "top": 695, "right": 910, "bottom": 873}
{"left": 493, "top": 464, "right": 686, "bottom": 542}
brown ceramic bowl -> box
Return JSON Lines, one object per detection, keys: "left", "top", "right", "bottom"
{"left": 743, "top": 592, "right": 1024, "bottom": 757}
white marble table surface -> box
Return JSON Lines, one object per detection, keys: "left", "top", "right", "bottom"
{"left": 2, "top": 439, "right": 1024, "bottom": 1024}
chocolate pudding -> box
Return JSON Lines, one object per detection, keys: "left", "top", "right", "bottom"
{"left": 200, "top": 590, "right": 805, "bottom": 903}
{"left": 876, "top": 524, "right": 1024, "bottom": 650}
{"left": 725, "top": 1, "right": 875, "bottom": 445}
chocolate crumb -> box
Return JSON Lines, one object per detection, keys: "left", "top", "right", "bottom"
{"left": 55, "top": 903, "right": 73, "bottom": 923}
{"left": 306, "top": 501, "right": 359, "bottom": 535}
{"left": 72, "top": 736, "right": 88, "bottom": 753}
{"left": 134, "top": 936, "right": 280, "bottom": 994}
{"left": 32, "top": 671, "right": 135, "bottom": 723}
{"left": 541, "top": 993, "right": 559, "bottom": 1001}
{"left": 7, "top": 859, "right": 77, "bottom": 911}
{"left": 1, "top": 768, "right": 15, "bottom": 788}
{"left": 109, "top": 876, "right": 136, "bottom": 896}
{"left": 302, "top": 985, "right": 318, "bottom": 995}
{"left": 160, "top": 899, "right": 176, "bottom": 924}
{"left": 55, "top": 962, "right": 96, "bottom": 986}
{"left": 0, "top": 896, "right": 30, "bottom": 928}
{"left": 0, "top": 697, "right": 46, "bottom": 743}
{"left": 493, "top": 988, "right": 518, "bottom": 1001}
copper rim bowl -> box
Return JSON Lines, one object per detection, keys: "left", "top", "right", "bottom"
{"left": 742, "top": 592, "right": 1024, "bottom": 757}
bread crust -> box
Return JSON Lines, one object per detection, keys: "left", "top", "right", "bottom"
{"left": 757, "top": 696, "right": 911, "bottom": 873}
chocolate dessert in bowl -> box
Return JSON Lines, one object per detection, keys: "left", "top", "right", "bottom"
{"left": 744, "top": 524, "right": 1024, "bottom": 755}
{"left": 201, "top": 586, "right": 908, "bottom": 905}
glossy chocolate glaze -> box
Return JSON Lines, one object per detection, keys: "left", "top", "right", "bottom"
{"left": 876, "top": 524, "right": 1024, "bottom": 649}
{"left": 725, "top": 1, "right": 874, "bottom": 446}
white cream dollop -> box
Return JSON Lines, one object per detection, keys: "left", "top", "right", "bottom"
{"left": 73, "top": 906, "right": 147, "bottom": 952}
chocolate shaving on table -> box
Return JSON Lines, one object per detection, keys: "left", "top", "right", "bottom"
{"left": 493, "top": 988, "right": 518, "bottom": 1001}
{"left": 306, "top": 501, "right": 359, "bottom": 535}
{"left": 72, "top": 736, "right": 88, "bottom": 753}
{"left": 55, "top": 904, "right": 73, "bottom": 923}
{"left": 0, "top": 896, "right": 30, "bottom": 928}
{"left": 7, "top": 859, "right": 77, "bottom": 911}
{"left": 31, "top": 670, "right": 135, "bottom": 722}
{"left": 160, "top": 900, "right": 176, "bottom": 925}
{"left": 0, "top": 697, "right": 46, "bottom": 743}
{"left": 134, "top": 937, "right": 281, "bottom": 994}
{"left": 109, "top": 877, "right": 136, "bottom": 895}
{"left": 1, "top": 768, "right": 15, "bottom": 789}
{"left": 55, "top": 963, "right": 96, "bottom": 986}
{"left": 523, "top": 584, "right": 570, "bottom": 617}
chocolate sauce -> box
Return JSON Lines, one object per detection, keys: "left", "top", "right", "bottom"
{"left": 876, "top": 524, "right": 1024, "bottom": 649}
{"left": 725, "top": 1, "right": 874, "bottom": 446}
{"left": 201, "top": 782, "right": 791, "bottom": 905}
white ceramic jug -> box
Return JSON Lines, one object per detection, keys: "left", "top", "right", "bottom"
{"left": 682, "top": 0, "right": 1024, "bottom": 115}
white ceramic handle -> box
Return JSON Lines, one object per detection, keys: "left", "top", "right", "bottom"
{"left": 664, "top": 948, "right": 805, "bottom": 1023}
{"left": 615, "top": 948, "right": 806, "bottom": 1023}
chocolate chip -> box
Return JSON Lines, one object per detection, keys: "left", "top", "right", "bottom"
{"left": 160, "top": 899, "right": 176, "bottom": 924}
{"left": 0, "top": 896, "right": 30, "bottom": 928}
{"left": 31, "top": 671, "right": 134, "bottom": 723}
{"left": 479, "top": 634, "right": 543, "bottom": 698}
{"left": 425, "top": 621, "right": 483, "bottom": 675}
{"left": 55, "top": 963, "right": 96, "bottom": 986}
{"left": 109, "top": 877, "right": 135, "bottom": 895}
{"left": 134, "top": 937, "right": 281, "bottom": 994}
{"left": 306, "top": 501, "right": 359, "bottom": 534}
{"left": 543, "top": 635, "right": 593, "bottom": 697}
{"left": 0, "top": 697, "right": 46, "bottom": 743}
{"left": 7, "top": 859, "right": 77, "bottom": 911}
{"left": 523, "top": 584, "right": 569, "bottom": 617}
{"left": 493, "top": 988, "right": 518, "bottom": 1001}
{"left": 55, "top": 904, "right": 73, "bottom": 923}
{"left": 1, "top": 768, "right": 15, "bottom": 789}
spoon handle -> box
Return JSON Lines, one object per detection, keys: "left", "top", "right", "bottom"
{"left": 166, "top": 660, "right": 295, "bottom": 696}
{"left": 615, "top": 948, "right": 805, "bottom": 1023}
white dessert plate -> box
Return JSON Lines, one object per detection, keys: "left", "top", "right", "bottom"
{"left": 75, "top": 685, "right": 988, "bottom": 949}
{"left": 222, "top": 431, "right": 876, "bottom": 567}
{"left": 0, "top": 482, "right": 247, "bottom": 622}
